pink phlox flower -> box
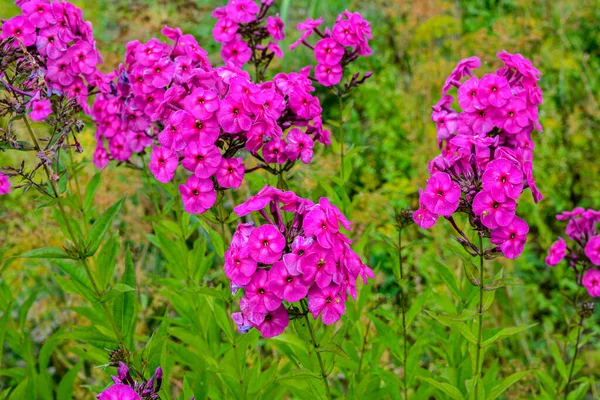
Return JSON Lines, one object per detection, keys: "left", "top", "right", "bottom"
{"left": 267, "top": 14, "right": 285, "bottom": 41}
{"left": 442, "top": 56, "right": 481, "bottom": 94}
{"left": 413, "top": 189, "right": 438, "bottom": 229}
{"left": 314, "top": 63, "right": 343, "bottom": 87}
{"left": 472, "top": 190, "right": 516, "bottom": 229}
{"left": 182, "top": 88, "right": 220, "bottom": 120}
{"left": 263, "top": 139, "right": 288, "bottom": 164}
{"left": 0, "top": 173, "right": 11, "bottom": 195}
{"left": 1, "top": 15, "right": 36, "bottom": 47}
{"left": 308, "top": 284, "right": 345, "bottom": 324}
{"left": 420, "top": 172, "right": 461, "bottom": 216}
{"left": 255, "top": 304, "right": 289, "bottom": 338}
{"left": 314, "top": 38, "right": 345, "bottom": 66}
{"left": 545, "top": 237, "right": 567, "bottom": 266}
{"left": 245, "top": 268, "right": 282, "bottom": 312}
{"left": 285, "top": 128, "right": 315, "bottom": 163}
{"left": 217, "top": 97, "right": 252, "bottom": 133}
{"left": 248, "top": 224, "right": 286, "bottom": 264}
{"left": 216, "top": 157, "right": 245, "bottom": 188}
{"left": 482, "top": 158, "right": 524, "bottom": 202}
{"left": 282, "top": 236, "right": 317, "bottom": 275}
{"left": 457, "top": 76, "right": 484, "bottom": 112}
{"left": 477, "top": 73, "right": 512, "bottom": 108}
{"left": 29, "top": 99, "right": 53, "bottom": 121}
{"left": 224, "top": 246, "right": 257, "bottom": 285}
{"left": 267, "top": 261, "right": 309, "bottom": 302}
{"left": 148, "top": 146, "right": 178, "bottom": 183}
{"left": 299, "top": 246, "right": 336, "bottom": 288}
{"left": 492, "top": 96, "right": 530, "bottom": 134}
{"left": 179, "top": 174, "right": 217, "bottom": 214}
{"left": 490, "top": 216, "right": 529, "bottom": 259}
{"left": 97, "top": 384, "right": 141, "bottom": 400}
{"left": 212, "top": 18, "right": 238, "bottom": 43}
{"left": 582, "top": 269, "right": 600, "bottom": 297}
{"left": 182, "top": 141, "right": 222, "bottom": 178}
{"left": 585, "top": 236, "right": 600, "bottom": 266}
{"left": 221, "top": 36, "right": 252, "bottom": 67}
{"left": 225, "top": 0, "right": 259, "bottom": 23}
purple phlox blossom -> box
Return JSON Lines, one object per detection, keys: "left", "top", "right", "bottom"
{"left": 490, "top": 216, "right": 529, "bottom": 259}
{"left": 545, "top": 237, "right": 567, "bottom": 266}
{"left": 420, "top": 172, "right": 461, "bottom": 216}
{"left": 585, "top": 236, "right": 600, "bottom": 266}
{"left": 583, "top": 269, "right": 600, "bottom": 297}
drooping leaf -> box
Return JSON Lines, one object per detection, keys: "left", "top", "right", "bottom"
{"left": 83, "top": 172, "right": 102, "bottom": 213}
{"left": 419, "top": 376, "right": 464, "bottom": 400}
{"left": 486, "top": 370, "right": 532, "bottom": 400}
{"left": 20, "top": 247, "right": 72, "bottom": 259}
{"left": 482, "top": 324, "right": 536, "bottom": 347}
{"left": 112, "top": 248, "right": 136, "bottom": 346}
{"left": 86, "top": 197, "right": 125, "bottom": 257}
{"left": 56, "top": 360, "right": 84, "bottom": 400}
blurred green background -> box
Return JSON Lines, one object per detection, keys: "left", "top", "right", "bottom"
{"left": 1, "top": 0, "right": 600, "bottom": 398}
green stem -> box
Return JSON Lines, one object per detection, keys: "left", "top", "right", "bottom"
{"left": 399, "top": 228, "right": 409, "bottom": 400}
{"left": 356, "top": 321, "right": 371, "bottom": 377}
{"left": 338, "top": 94, "right": 345, "bottom": 181}
{"left": 301, "top": 300, "right": 332, "bottom": 400}
{"left": 563, "top": 313, "right": 585, "bottom": 399}
{"left": 474, "top": 234, "right": 485, "bottom": 399}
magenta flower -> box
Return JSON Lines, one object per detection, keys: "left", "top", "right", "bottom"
{"left": 1, "top": 16, "right": 36, "bottom": 47}
{"left": 282, "top": 236, "right": 317, "bottom": 275}
{"left": 332, "top": 20, "right": 357, "bottom": 47}
{"left": 545, "top": 237, "right": 567, "bottom": 266}
{"left": 457, "top": 76, "right": 483, "bottom": 112}
{"left": 179, "top": 174, "right": 217, "bottom": 214}
{"left": 298, "top": 247, "right": 336, "bottom": 288}
{"left": 431, "top": 109, "right": 458, "bottom": 140}
{"left": 221, "top": 38, "right": 252, "bottom": 67}
{"left": 314, "top": 38, "right": 345, "bottom": 66}
{"left": 267, "top": 261, "right": 309, "bottom": 302}
{"left": 585, "top": 236, "right": 600, "bottom": 266}
{"left": 493, "top": 96, "right": 530, "bottom": 134}
{"left": 262, "top": 139, "right": 288, "bottom": 164}
{"left": 47, "top": 56, "right": 75, "bottom": 87}
{"left": 36, "top": 26, "right": 67, "bottom": 59}
{"left": 285, "top": 129, "right": 315, "bottom": 164}
{"left": 288, "top": 89, "right": 321, "bottom": 119}
{"left": 158, "top": 120, "right": 186, "bottom": 151}
{"left": 29, "top": 99, "right": 53, "bottom": 121}
{"left": 255, "top": 304, "right": 289, "bottom": 338}
{"left": 442, "top": 56, "right": 481, "bottom": 93}
{"left": 472, "top": 190, "right": 516, "bottom": 229}
{"left": 68, "top": 42, "right": 99, "bottom": 75}
{"left": 148, "top": 146, "right": 178, "bottom": 183}
{"left": 461, "top": 108, "right": 494, "bottom": 135}
{"left": 212, "top": 18, "right": 238, "bottom": 42}
{"left": 22, "top": 1, "right": 57, "bottom": 28}
{"left": 182, "top": 142, "right": 222, "bottom": 178}
{"left": 0, "top": 173, "right": 11, "bottom": 195}
{"left": 97, "top": 384, "right": 141, "bottom": 400}
{"left": 182, "top": 88, "right": 220, "bottom": 120}
{"left": 248, "top": 224, "right": 285, "bottom": 264}
{"left": 145, "top": 58, "right": 175, "bottom": 88}
{"left": 477, "top": 74, "right": 512, "bottom": 108}
{"left": 216, "top": 157, "right": 244, "bottom": 188}
{"left": 314, "top": 63, "right": 343, "bottom": 87}
{"left": 267, "top": 15, "right": 285, "bottom": 41}
{"left": 582, "top": 269, "right": 600, "bottom": 297}
{"left": 308, "top": 284, "right": 345, "bottom": 325}
{"left": 217, "top": 98, "right": 252, "bottom": 133}
{"left": 93, "top": 145, "right": 110, "bottom": 169}
{"left": 482, "top": 159, "right": 523, "bottom": 202}
{"left": 225, "top": 0, "right": 259, "bottom": 23}
{"left": 490, "top": 216, "right": 529, "bottom": 259}
{"left": 245, "top": 269, "right": 282, "bottom": 312}
{"left": 109, "top": 134, "right": 133, "bottom": 161}
{"left": 224, "top": 246, "right": 257, "bottom": 286}
{"left": 420, "top": 172, "right": 461, "bottom": 216}
{"left": 413, "top": 203, "right": 438, "bottom": 229}
{"left": 304, "top": 207, "right": 340, "bottom": 249}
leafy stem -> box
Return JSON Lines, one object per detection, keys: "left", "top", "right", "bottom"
{"left": 474, "top": 234, "right": 485, "bottom": 399}
{"left": 399, "top": 227, "right": 409, "bottom": 399}
{"left": 563, "top": 312, "right": 585, "bottom": 399}
{"left": 301, "top": 299, "right": 332, "bottom": 400}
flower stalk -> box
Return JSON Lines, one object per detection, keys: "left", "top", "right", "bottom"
{"left": 474, "top": 234, "right": 485, "bottom": 399}
{"left": 302, "top": 299, "right": 332, "bottom": 400}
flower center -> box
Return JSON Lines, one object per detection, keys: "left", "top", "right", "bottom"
{"left": 510, "top": 233, "right": 516, "bottom": 239}
{"left": 493, "top": 202, "right": 500, "bottom": 209}
{"left": 196, "top": 155, "right": 204, "bottom": 161}
{"left": 258, "top": 288, "right": 265, "bottom": 294}
{"left": 437, "top": 190, "right": 444, "bottom": 197}
{"left": 491, "top": 86, "right": 497, "bottom": 92}
{"left": 192, "top": 189, "right": 199, "bottom": 196}
{"left": 326, "top": 296, "right": 332, "bottom": 304}
{"left": 262, "top": 240, "right": 269, "bottom": 247}
{"left": 298, "top": 250, "right": 305, "bottom": 256}
{"left": 508, "top": 111, "right": 514, "bottom": 117}
{"left": 286, "top": 277, "right": 293, "bottom": 283}
{"left": 501, "top": 176, "right": 507, "bottom": 183}
{"left": 265, "top": 313, "right": 272, "bottom": 321}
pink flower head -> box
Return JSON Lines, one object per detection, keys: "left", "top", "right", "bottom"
{"left": 267, "top": 15, "right": 285, "bottom": 41}
{"left": 226, "top": 0, "right": 259, "bottom": 23}
{"left": 333, "top": 19, "right": 358, "bottom": 47}
{"left": 145, "top": 58, "right": 175, "bottom": 88}
{"left": 263, "top": 139, "right": 288, "bottom": 164}
{"left": 267, "top": 42, "right": 283, "bottom": 58}
{"left": 585, "top": 236, "right": 600, "bottom": 266}
{"left": 179, "top": 174, "right": 217, "bottom": 214}
{"left": 212, "top": 18, "right": 238, "bottom": 43}
{"left": 22, "top": 1, "right": 57, "bottom": 28}
{"left": 268, "top": 261, "right": 309, "bottom": 302}
{"left": 182, "top": 88, "right": 220, "bottom": 120}
{"left": 93, "top": 145, "right": 110, "bottom": 169}
{"left": 545, "top": 237, "right": 567, "bottom": 266}
{"left": 493, "top": 96, "right": 530, "bottom": 134}
{"left": 431, "top": 109, "right": 458, "bottom": 140}
{"left": 29, "top": 99, "right": 52, "bottom": 121}
{"left": 221, "top": 38, "right": 252, "bottom": 67}
{"left": 290, "top": 17, "right": 323, "bottom": 50}
{"left": 420, "top": 172, "right": 461, "bottom": 216}
{"left": 158, "top": 120, "right": 186, "bottom": 151}
{"left": 582, "top": 269, "right": 600, "bottom": 297}
{"left": 314, "top": 38, "right": 345, "bottom": 66}
{"left": 490, "top": 216, "right": 529, "bottom": 259}
{"left": 282, "top": 236, "right": 317, "bottom": 275}
{"left": 148, "top": 146, "right": 178, "bottom": 183}
{"left": 413, "top": 190, "right": 438, "bottom": 229}
{"left": 109, "top": 134, "right": 132, "bottom": 161}
{"left": 248, "top": 224, "right": 285, "bottom": 264}
{"left": 97, "top": 384, "right": 141, "bottom": 400}
{"left": 255, "top": 304, "right": 289, "bottom": 338}
{"left": 216, "top": 157, "right": 245, "bottom": 188}
{"left": 36, "top": 26, "right": 67, "bottom": 59}
{"left": 1, "top": 15, "right": 36, "bottom": 47}
{"left": 457, "top": 76, "right": 484, "bottom": 112}
{"left": 482, "top": 158, "right": 524, "bottom": 202}
{"left": 308, "top": 284, "right": 345, "bottom": 325}
{"left": 477, "top": 74, "right": 512, "bottom": 108}
{"left": 314, "top": 63, "right": 343, "bottom": 87}
{"left": 47, "top": 55, "right": 75, "bottom": 87}
{"left": 442, "top": 56, "right": 481, "bottom": 94}
{"left": 245, "top": 268, "right": 281, "bottom": 313}
{"left": 285, "top": 129, "right": 315, "bottom": 163}
{"left": 299, "top": 246, "right": 336, "bottom": 288}
{"left": 0, "top": 173, "right": 11, "bottom": 195}
{"left": 288, "top": 89, "right": 322, "bottom": 119}
{"left": 472, "top": 190, "right": 516, "bottom": 229}
{"left": 182, "top": 142, "right": 222, "bottom": 178}
{"left": 304, "top": 207, "right": 340, "bottom": 249}
{"left": 224, "top": 246, "right": 257, "bottom": 286}
{"left": 68, "top": 42, "right": 99, "bottom": 75}
{"left": 217, "top": 97, "right": 252, "bottom": 133}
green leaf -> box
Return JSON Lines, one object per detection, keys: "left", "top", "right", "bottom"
{"left": 276, "top": 369, "right": 321, "bottom": 381}
{"left": 425, "top": 310, "right": 477, "bottom": 344}
{"left": 86, "top": 197, "right": 125, "bottom": 257}
{"left": 56, "top": 360, "right": 83, "bottom": 399}
{"left": 96, "top": 235, "right": 119, "bottom": 291}
{"left": 419, "top": 376, "right": 463, "bottom": 400}
{"left": 482, "top": 324, "right": 536, "bottom": 347}
{"left": 486, "top": 370, "right": 532, "bottom": 400}
{"left": 83, "top": 172, "right": 102, "bottom": 213}
{"left": 549, "top": 341, "right": 569, "bottom": 382}
{"left": 20, "top": 247, "right": 72, "bottom": 259}
{"left": 0, "top": 302, "right": 12, "bottom": 366}
{"left": 431, "top": 259, "right": 462, "bottom": 299}
{"left": 406, "top": 289, "right": 430, "bottom": 328}
{"left": 53, "top": 260, "right": 97, "bottom": 303}
{"left": 316, "top": 343, "right": 351, "bottom": 360}
{"left": 112, "top": 249, "right": 136, "bottom": 346}
{"left": 463, "top": 261, "right": 480, "bottom": 286}
{"left": 566, "top": 382, "right": 590, "bottom": 400}
{"left": 199, "top": 220, "right": 224, "bottom": 259}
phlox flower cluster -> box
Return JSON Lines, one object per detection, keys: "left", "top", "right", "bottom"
{"left": 226, "top": 186, "right": 373, "bottom": 338}
{"left": 546, "top": 208, "right": 600, "bottom": 298}
{"left": 92, "top": 26, "right": 330, "bottom": 215}
{"left": 97, "top": 362, "right": 167, "bottom": 400}
{"left": 212, "top": 0, "right": 284, "bottom": 70}
{"left": 0, "top": 173, "right": 11, "bottom": 195}
{"left": 0, "top": 0, "right": 104, "bottom": 116}
{"left": 290, "top": 11, "right": 373, "bottom": 88}
{"left": 414, "top": 52, "right": 544, "bottom": 259}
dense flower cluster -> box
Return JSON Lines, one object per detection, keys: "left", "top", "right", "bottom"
{"left": 546, "top": 208, "right": 600, "bottom": 297}
{"left": 226, "top": 186, "right": 373, "bottom": 338}
{"left": 92, "top": 26, "right": 330, "bottom": 214}
{"left": 290, "top": 11, "right": 373, "bottom": 87}
{"left": 413, "top": 52, "right": 544, "bottom": 259}
{"left": 97, "top": 362, "right": 165, "bottom": 400}
{"left": 0, "top": 0, "right": 104, "bottom": 116}
{"left": 212, "top": 0, "right": 284, "bottom": 70}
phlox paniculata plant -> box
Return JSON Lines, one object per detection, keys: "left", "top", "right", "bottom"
{"left": 414, "top": 51, "right": 544, "bottom": 259}
{"left": 546, "top": 208, "right": 600, "bottom": 298}
{"left": 91, "top": 24, "right": 331, "bottom": 215}
{"left": 224, "top": 186, "right": 373, "bottom": 338}
{"left": 0, "top": 0, "right": 103, "bottom": 194}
